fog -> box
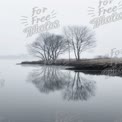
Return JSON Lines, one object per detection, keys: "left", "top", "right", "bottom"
{"left": 0, "top": 0, "right": 122, "bottom": 59}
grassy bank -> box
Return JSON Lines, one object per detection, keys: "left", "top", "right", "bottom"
{"left": 20, "top": 58, "right": 122, "bottom": 71}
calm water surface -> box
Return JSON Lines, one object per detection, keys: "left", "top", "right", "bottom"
{"left": 0, "top": 60, "right": 122, "bottom": 122}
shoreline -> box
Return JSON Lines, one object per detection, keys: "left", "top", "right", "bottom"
{"left": 19, "top": 58, "right": 122, "bottom": 70}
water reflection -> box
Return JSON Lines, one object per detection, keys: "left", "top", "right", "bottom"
{"left": 28, "top": 66, "right": 96, "bottom": 101}
{"left": 27, "top": 66, "right": 68, "bottom": 93}
{"left": 63, "top": 72, "right": 96, "bottom": 101}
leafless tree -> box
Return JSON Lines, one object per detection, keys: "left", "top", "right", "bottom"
{"left": 28, "top": 33, "right": 68, "bottom": 64}
{"left": 64, "top": 26, "right": 96, "bottom": 61}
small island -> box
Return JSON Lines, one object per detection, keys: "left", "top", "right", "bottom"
{"left": 20, "top": 26, "right": 122, "bottom": 76}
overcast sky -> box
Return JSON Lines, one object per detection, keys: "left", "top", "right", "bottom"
{"left": 0, "top": 0, "right": 122, "bottom": 58}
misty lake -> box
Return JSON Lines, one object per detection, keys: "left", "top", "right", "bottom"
{"left": 0, "top": 60, "right": 122, "bottom": 122}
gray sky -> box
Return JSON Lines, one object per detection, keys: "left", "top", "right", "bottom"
{"left": 0, "top": 0, "right": 122, "bottom": 58}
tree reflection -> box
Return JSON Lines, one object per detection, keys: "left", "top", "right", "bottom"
{"left": 63, "top": 72, "right": 96, "bottom": 101}
{"left": 28, "top": 67, "right": 96, "bottom": 101}
{"left": 27, "top": 66, "right": 68, "bottom": 93}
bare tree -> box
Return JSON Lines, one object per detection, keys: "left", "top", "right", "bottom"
{"left": 28, "top": 33, "right": 68, "bottom": 64}
{"left": 64, "top": 26, "right": 96, "bottom": 61}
